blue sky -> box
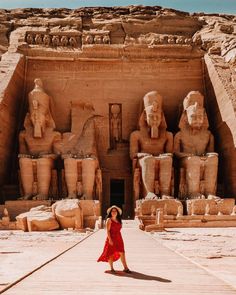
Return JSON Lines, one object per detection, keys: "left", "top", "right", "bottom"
{"left": 0, "top": 0, "right": 235, "bottom": 14}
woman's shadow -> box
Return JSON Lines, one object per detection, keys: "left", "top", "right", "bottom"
{"left": 105, "top": 270, "right": 171, "bottom": 283}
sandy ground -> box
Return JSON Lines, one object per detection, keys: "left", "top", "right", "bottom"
{"left": 150, "top": 228, "right": 236, "bottom": 289}
{"left": 0, "top": 230, "right": 91, "bottom": 292}
{"left": 1, "top": 226, "right": 236, "bottom": 293}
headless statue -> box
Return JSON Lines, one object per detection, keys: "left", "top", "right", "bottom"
{"left": 130, "top": 91, "right": 173, "bottom": 198}
{"left": 60, "top": 102, "right": 100, "bottom": 200}
{"left": 18, "top": 78, "right": 61, "bottom": 200}
{"left": 174, "top": 91, "right": 218, "bottom": 198}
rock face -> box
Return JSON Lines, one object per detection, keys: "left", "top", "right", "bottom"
{"left": 0, "top": 6, "right": 234, "bottom": 54}
{"left": 0, "top": 6, "right": 204, "bottom": 53}
{"left": 0, "top": 5, "right": 235, "bottom": 218}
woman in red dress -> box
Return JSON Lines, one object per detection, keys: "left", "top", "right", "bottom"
{"left": 97, "top": 205, "right": 131, "bottom": 273}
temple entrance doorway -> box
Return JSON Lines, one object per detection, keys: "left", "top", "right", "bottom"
{"left": 110, "top": 179, "right": 125, "bottom": 212}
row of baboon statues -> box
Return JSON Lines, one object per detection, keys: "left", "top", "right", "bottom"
{"left": 18, "top": 78, "right": 218, "bottom": 201}
{"left": 26, "top": 32, "right": 111, "bottom": 48}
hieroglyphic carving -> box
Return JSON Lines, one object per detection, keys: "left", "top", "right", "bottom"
{"left": 28, "top": 59, "right": 192, "bottom": 74}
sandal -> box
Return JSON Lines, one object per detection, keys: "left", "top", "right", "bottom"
{"left": 123, "top": 268, "right": 132, "bottom": 273}
{"left": 110, "top": 269, "right": 116, "bottom": 273}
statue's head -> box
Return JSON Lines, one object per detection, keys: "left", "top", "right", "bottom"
{"left": 25, "top": 78, "right": 55, "bottom": 136}
{"left": 183, "top": 91, "right": 204, "bottom": 110}
{"left": 34, "top": 78, "right": 43, "bottom": 88}
{"left": 143, "top": 91, "right": 163, "bottom": 138}
{"left": 186, "top": 102, "right": 205, "bottom": 129}
{"left": 24, "top": 110, "right": 54, "bottom": 138}
{"left": 179, "top": 91, "right": 209, "bottom": 130}
{"left": 111, "top": 104, "right": 120, "bottom": 119}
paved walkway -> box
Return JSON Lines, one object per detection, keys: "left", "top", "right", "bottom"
{"left": 3, "top": 223, "right": 236, "bottom": 295}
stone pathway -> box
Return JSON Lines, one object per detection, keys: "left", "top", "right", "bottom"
{"left": 0, "top": 230, "right": 89, "bottom": 293}
{"left": 2, "top": 223, "right": 236, "bottom": 295}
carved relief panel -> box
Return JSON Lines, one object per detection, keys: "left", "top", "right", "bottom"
{"left": 109, "top": 103, "right": 122, "bottom": 150}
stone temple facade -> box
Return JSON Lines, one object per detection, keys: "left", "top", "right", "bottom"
{"left": 0, "top": 6, "right": 235, "bottom": 222}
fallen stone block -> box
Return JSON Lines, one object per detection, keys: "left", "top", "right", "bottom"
{"left": 16, "top": 210, "right": 59, "bottom": 232}
{"left": 52, "top": 199, "right": 83, "bottom": 230}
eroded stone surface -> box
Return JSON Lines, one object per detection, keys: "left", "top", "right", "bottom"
{"left": 0, "top": 5, "right": 234, "bottom": 63}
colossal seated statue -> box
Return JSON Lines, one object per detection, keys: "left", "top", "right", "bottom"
{"left": 174, "top": 91, "right": 218, "bottom": 199}
{"left": 18, "top": 78, "right": 61, "bottom": 200}
{"left": 60, "top": 102, "right": 102, "bottom": 200}
{"left": 130, "top": 91, "right": 173, "bottom": 199}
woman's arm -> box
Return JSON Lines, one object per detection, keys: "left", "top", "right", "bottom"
{"left": 106, "top": 218, "right": 113, "bottom": 246}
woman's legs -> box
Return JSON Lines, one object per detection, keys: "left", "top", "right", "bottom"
{"left": 108, "top": 253, "right": 131, "bottom": 272}
{"left": 119, "top": 252, "right": 129, "bottom": 270}
{"left": 108, "top": 256, "right": 114, "bottom": 271}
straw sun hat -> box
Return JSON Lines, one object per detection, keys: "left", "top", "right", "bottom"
{"left": 107, "top": 205, "right": 122, "bottom": 215}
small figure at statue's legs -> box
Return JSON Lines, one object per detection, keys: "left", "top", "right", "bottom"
{"left": 33, "top": 158, "right": 54, "bottom": 200}
{"left": 64, "top": 158, "right": 78, "bottom": 199}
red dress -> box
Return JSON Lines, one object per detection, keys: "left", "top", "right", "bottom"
{"left": 97, "top": 219, "right": 125, "bottom": 262}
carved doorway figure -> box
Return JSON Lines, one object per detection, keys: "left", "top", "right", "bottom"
{"left": 109, "top": 103, "right": 122, "bottom": 150}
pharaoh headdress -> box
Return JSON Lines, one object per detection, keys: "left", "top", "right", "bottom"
{"left": 178, "top": 91, "right": 209, "bottom": 130}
